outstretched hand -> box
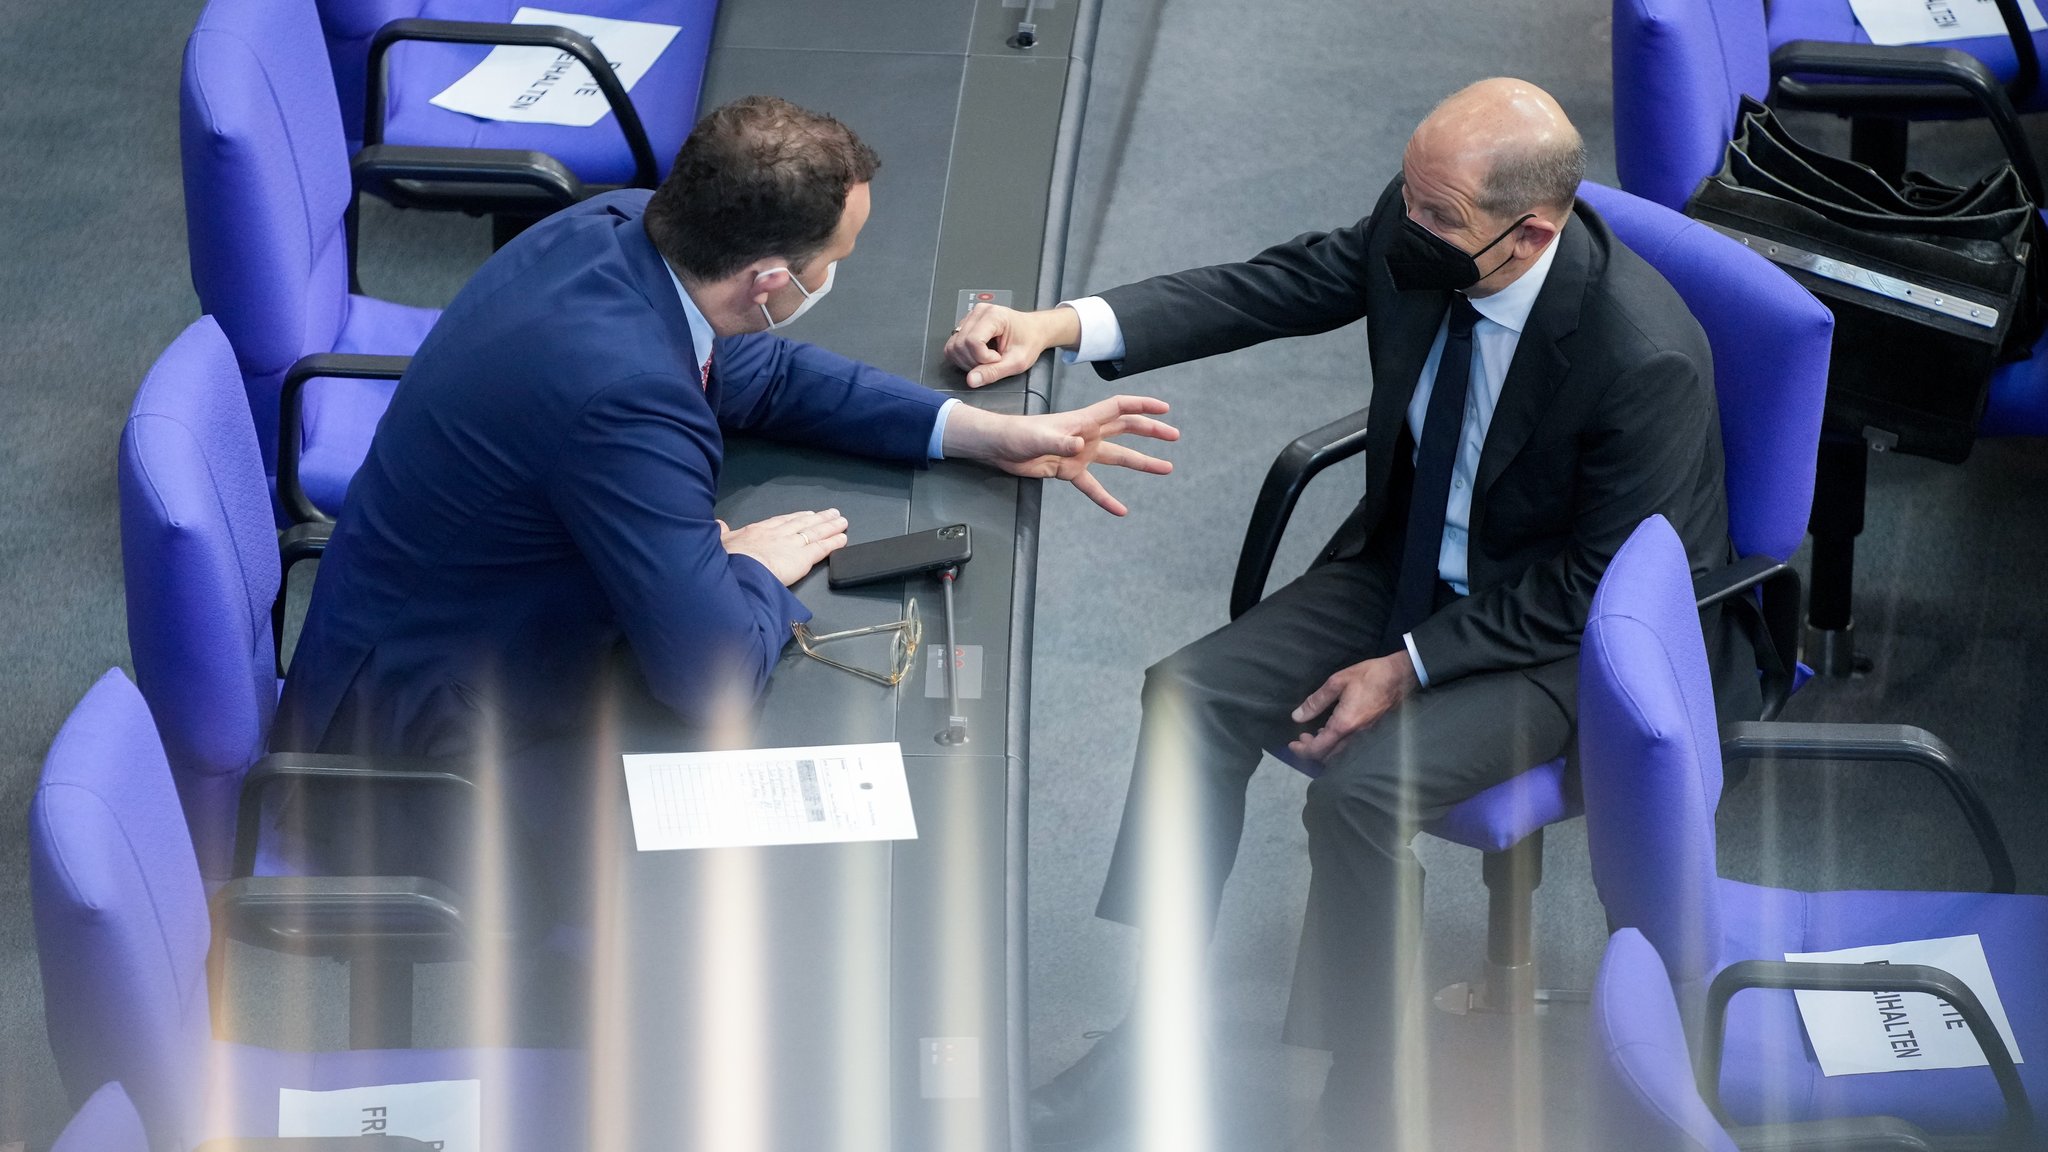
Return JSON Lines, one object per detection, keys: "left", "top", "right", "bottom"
{"left": 944, "top": 395, "right": 1178, "bottom": 516}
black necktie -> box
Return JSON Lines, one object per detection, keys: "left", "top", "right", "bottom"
{"left": 1383, "top": 297, "right": 1479, "bottom": 653}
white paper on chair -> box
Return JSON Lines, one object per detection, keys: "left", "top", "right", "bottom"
{"left": 1787, "top": 933, "right": 2023, "bottom": 1076}
{"left": 279, "top": 1079, "right": 481, "bottom": 1152}
{"left": 428, "top": 7, "right": 681, "bottom": 127}
{"left": 622, "top": 742, "right": 918, "bottom": 851}
{"left": 1848, "top": 0, "right": 2045, "bottom": 46}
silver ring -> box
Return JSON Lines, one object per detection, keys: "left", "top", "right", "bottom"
{"left": 799, "top": 531, "right": 811, "bottom": 545}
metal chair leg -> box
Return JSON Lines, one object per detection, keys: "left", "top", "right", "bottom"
{"left": 1808, "top": 433, "right": 1873, "bottom": 679}
{"left": 348, "top": 953, "right": 415, "bottom": 1049}
{"left": 1434, "top": 830, "right": 1586, "bottom": 1014}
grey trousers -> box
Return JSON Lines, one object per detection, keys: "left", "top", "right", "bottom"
{"left": 1092, "top": 552, "right": 1577, "bottom": 1055}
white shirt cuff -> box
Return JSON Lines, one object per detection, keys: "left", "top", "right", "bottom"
{"left": 1402, "top": 632, "right": 1430, "bottom": 688}
{"left": 1057, "top": 296, "right": 1127, "bottom": 364}
{"left": 928, "top": 397, "right": 961, "bottom": 460}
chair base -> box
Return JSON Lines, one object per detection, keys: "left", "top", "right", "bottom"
{"left": 1430, "top": 831, "right": 1589, "bottom": 1015}
{"left": 1432, "top": 974, "right": 1589, "bottom": 1016}
{"left": 1806, "top": 624, "right": 1872, "bottom": 680}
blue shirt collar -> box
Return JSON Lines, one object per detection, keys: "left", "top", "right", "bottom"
{"left": 663, "top": 260, "right": 717, "bottom": 379}
{"left": 1465, "top": 219, "right": 1563, "bottom": 335}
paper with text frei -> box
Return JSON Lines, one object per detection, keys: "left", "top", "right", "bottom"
{"left": 1787, "top": 934, "right": 2023, "bottom": 1076}
{"left": 623, "top": 742, "right": 918, "bottom": 851}
{"left": 279, "top": 1079, "right": 480, "bottom": 1152}
{"left": 429, "top": 7, "right": 681, "bottom": 127}
{"left": 1849, "top": 0, "right": 2045, "bottom": 45}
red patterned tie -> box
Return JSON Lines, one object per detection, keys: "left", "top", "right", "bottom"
{"left": 700, "top": 347, "right": 713, "bottom": 390}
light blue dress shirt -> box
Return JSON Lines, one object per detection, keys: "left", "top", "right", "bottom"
{"left": 668, "top": 263, "right": 955, "bottom": 459}
{"left": 1060, "top": 228, "right": 1563, "bottom": 685}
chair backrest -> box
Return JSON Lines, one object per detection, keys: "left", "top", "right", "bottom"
{"left": 312, "top": 0, "right": 419, "bottom": 147}
{"left": 182, "top": 0, "right": 356, "bottom": 475}
{"left": 1579, "top": 516, "right": 1729, "bottom": 993}
{"left": 1591, "top": 929, "right": 1741, "bottom": 1152}
{"left": 1579, "top": 181, "right": 1831, "bottom": 563}
{"left": 52, "top": 1082, "right": 151, "bottom": 1152}
{"left": 30, "top": 670, "right": 212, "bottom": 1152}
{"left": 1612, "top": 0, "right": 1771, "bottom": 212}
{"left": 119, "top": 317, "right": 280, "bottom": 883}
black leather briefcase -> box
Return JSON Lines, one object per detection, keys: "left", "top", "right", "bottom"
{"left": 1685, "top": 97, "right": 2042, "bottom": 463}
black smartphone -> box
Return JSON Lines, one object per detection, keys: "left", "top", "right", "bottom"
{"left": 827, "top": 524, "right": 972, "bottom": 588}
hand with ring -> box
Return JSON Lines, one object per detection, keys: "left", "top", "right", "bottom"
{"left": 719, "top": 508, "right": 848, "bottom": 586}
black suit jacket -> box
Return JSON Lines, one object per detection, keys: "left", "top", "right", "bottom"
{"left": 1095, "top": 177, "right": 1741, "bottom": 692}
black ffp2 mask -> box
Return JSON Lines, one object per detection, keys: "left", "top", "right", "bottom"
{"left": 1384, "top": 210, "right": 1534, "bottom": 292}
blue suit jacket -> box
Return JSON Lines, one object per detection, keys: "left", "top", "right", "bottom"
{"left": 273, "top": 191, "right": 947, "bottom": 759}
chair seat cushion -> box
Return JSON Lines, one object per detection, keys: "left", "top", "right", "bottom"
{"left": 1423, "top": 756, "right": 1578, "bottom": 853}
{"left": 1275, "top": 743, "right": 1577, "bottom": 854}
{"left": 1715, "top": 878, "right": 2048, "bottom": 1134}
{"left": 1766, "top": 0, "right": 2048, "bottom": 113}
{"left": 1981, "top": 317, "right": 2048, "bottom": 437}
{"left": 206, "top": 1042, "right": 586, "bottom": 1147}
{"left": 300, "top": 293, "right": 441, "bottom": 514}
{"left": 375, "top": 0, "right": 718, "bottom": 186}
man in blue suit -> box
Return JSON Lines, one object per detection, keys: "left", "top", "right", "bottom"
{"left": 274, "top": 96, "right": 1176, "bottom": 767}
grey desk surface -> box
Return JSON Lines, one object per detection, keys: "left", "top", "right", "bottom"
{"left": 585, "top": 0, "right": 1095, "bottom": 1146}
{"left": 600, "top": 416, "right": 1027, "bottom": 1152}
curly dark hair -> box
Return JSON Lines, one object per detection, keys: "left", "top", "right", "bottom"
{"left": 644, "top": 95, "right": 881, "bottom": 281}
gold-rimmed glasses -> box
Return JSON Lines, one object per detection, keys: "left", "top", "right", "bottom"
{"left": 792, "top": 598, "right": 922, "bottom": 686}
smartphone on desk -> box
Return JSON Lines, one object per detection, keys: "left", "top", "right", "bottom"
{"left": 827, "top": 524, "right": 972, "bottom": 589}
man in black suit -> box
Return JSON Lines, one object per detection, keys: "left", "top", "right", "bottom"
{"left": 946, "top": 78, "right": 1757, "bottom": 1149}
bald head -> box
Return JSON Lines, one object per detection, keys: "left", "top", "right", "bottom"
{"left": 1410, "top": 78, "right": 1584, "bottom": 221}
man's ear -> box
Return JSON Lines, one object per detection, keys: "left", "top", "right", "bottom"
{"left": 748, "top": 264, "right": 792, "bottom": 306}
{"left": 1517, "top": 214, "right": 1561, "bottom": 259}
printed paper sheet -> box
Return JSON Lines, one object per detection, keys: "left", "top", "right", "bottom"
{"left": 429, "top": 7, "right": 681, "bottom": 127}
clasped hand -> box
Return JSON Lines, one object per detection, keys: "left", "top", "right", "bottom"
{"left": 1287, "top": 651, "right": 1421, "bottom": 763}
{"left": 942, "top": 303, "right": 1077, "bottom": 389}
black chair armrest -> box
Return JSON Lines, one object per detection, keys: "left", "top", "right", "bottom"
{"left": 1230, "top": 406, "right": 1371, "bottom": 620}
{"left": 232, "top": 752, "right": 477, "bottom": 879}
{"left": 1700, "top": 959, "right": 2031, "bottom": 1146}
{"left": 212, "top": 873, "right": 468, "bottom": 957}
{"left": 1729, "top": 1114, "right": 1939, "bottom": 1152}
{"left": 366, "top": 18, "right": 658, "bottom": 190}
{"left": 278, "top": 353, "right": 409, "bottom": 526}
{"left": 1720, "top": 721, "right": 2015, "bottom": 893}
{"left": 1694, "top": 556, "right": 1803, "bottom": 720}
{"left": 1769, "top": 40, "right": 2045, "bottom": 203}
{"left": 352, "top": 143, "right": 589, "bottom": 214}
{"left": 279, "top": 521, "right": 331, "bottom": 572}
{"left": 197, "top": 1140, "right": 441, "bottom": 1151}
{"left": 271, "top": 521, "right": 333, "bottom": 673}
{"left": 1693, "top": 554, "right": 1784, "bottom": 606}
{"left": 1989, "top": 0, "right": 2043, "bottom": 105}
{"left": 196, "top": 1131, "right": 444, "bottom": 1139}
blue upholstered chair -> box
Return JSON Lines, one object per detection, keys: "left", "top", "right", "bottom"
{"left": 119, "top": 317, "right": 317, "bottom": 883}
{"left": 119, "top": 318, "right": 546, "bottom": 1052}
{"left": 1231, "top": 180, "right": 1831, "bottom": 1012}
{"left": 314, "top": 0, "right": 719, "bottom": 228}
{"left": 1591, "top": 928, "right": 1947, "bottom": 1152}
{"left": 51, "top": 1083, "right": 150, "bottom": 1152}
{"left": 29, "top": 669, "right": 583, "bottom": 1152}
{"left": 1614, "top": 0, "right": 2048, "bottom": 215}
{"left": 1580, "top": 516, "right": 2038, "bottom": 1142}
{"left": 181, "top": 0, "right": 437, "bottom": 522}
{"left": 1612, "top": 0, "right": 2048, "bottom": 677}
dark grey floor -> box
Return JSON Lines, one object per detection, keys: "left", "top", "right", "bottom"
{"left": 8, "top": 0, "right": 2048, "bottom": 1150}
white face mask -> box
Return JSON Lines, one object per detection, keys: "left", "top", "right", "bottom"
{"left": 757, "top": 261, "right": 837, "bottom": 331}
